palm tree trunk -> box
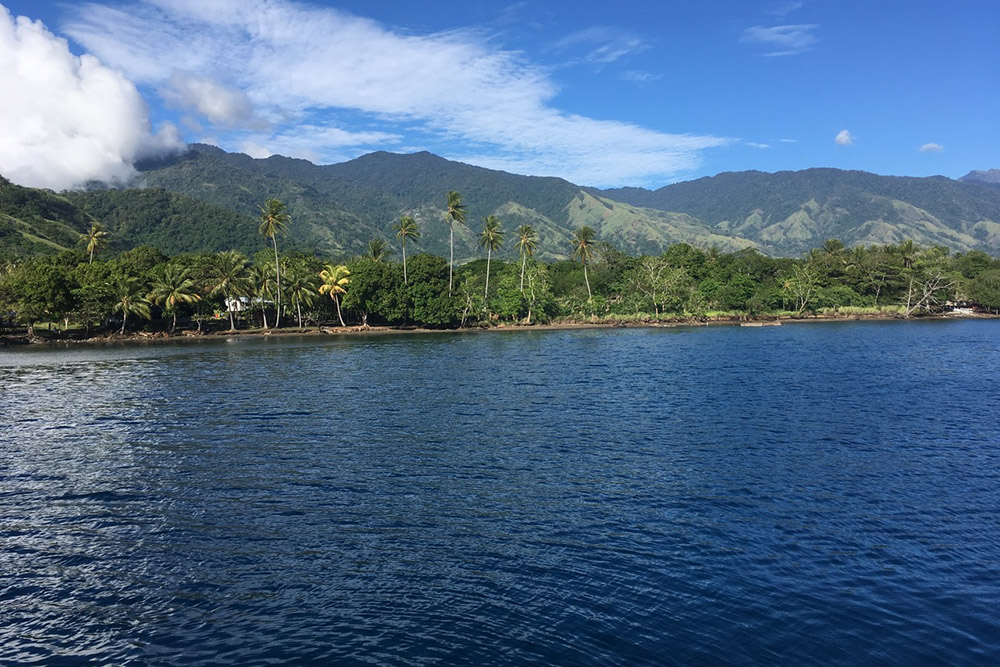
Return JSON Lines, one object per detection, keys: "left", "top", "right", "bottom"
{"left": 449, "top": 225, "right": 454, "bottom": 296}
{"left": 228, "top": 293, "right": 236, "bottom": 330}
{"left": 296, "top": 298, "right": 303, "bottom": 328}
{"left": 89, "top": 248, "right": 94, "bottom": 264}
{"left": 584, "top": 263, "right": 592, "bottom": 300}
{"left": 261, "top": 302, "right": 269, "bottom": 329}
{"left": 520, "top": 254, "right": 526, "bottom": 291}
{"left": 171, "top": 311, "right": 177, "bottom": 332}
{"left": 402, "top": 242, "right": 408, "bottom": 284}
{"left": 272, "top": 237, "right": 281, "bottom": 328}
{"left": 120, "top": 315, "right": 126, "bottom": 335}
{"left": 484, "top": 248, "right": 491, "bottom": 301}
{"left": 335, "top": 295, "right": 345, "bottom": 327}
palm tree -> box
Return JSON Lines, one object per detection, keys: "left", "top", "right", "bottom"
{"left": 250, "top": 264, "right": 276, "bottom": 329}
{"left": 319, "top": 264, "right": 350, "bottom": 327}
{"left": 148, "top": 265, "right": 201, "bottom": 332}
{"left": 284, "top": 266, "right": 319, "bottom": 329}
{"left": 445, "top": 191, "right": 466, "bottom": 295}
{"left": 258, "top": 198, "right": 291, "bottom": 326}
{"left": 572, "top": 226, "right": 597, "bottom": 300}
{"left": 368, "top": 238, "right": 387, "bottom": 261}
{"left": 205, "top": 250, "right": 249, "bottom": 331}
{"left": 394, "top": 215, "right": 420, "bottom": 284}
{"left": 84, "top": 223, "right": 109, "bottom": 264}
{"left": 514, "top": 224, "right": 537, "bottom": 291}
{"left": 479, "top": 215, "right": 504, "bottom": 300}
{"left": 113, "top": 277, "right": 151, "bottom": 334}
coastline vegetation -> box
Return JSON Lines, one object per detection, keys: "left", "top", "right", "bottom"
{"left": 2, "top": 196, "right": 1000, "bottom": 341}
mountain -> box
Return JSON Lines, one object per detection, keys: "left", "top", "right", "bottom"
{"left": 0, "top": 174, "right": 257, "bottom": 258}
{"left": 597, "top": 169, "right": 1000, "bottom": 256}
{"left": 5, "top": 146, "right": 1000, "bottom": 260}
{"left": 133, "top": 144, "right": 756, "bottom": 260}
{"left": 960, "top": 169, "right": 1000, "bottom": 185}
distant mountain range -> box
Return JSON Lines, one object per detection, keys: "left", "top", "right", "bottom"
{"left": 2, "top": 145, "right": 999, "bottom": 259}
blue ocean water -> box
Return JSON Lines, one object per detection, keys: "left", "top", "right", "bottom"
{"left": 1, "top": 320, "right": 998, "bottom": 665}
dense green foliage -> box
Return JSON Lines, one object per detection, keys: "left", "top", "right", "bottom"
{"left": 4, "top": 233, "right": 998, "bottom": 339}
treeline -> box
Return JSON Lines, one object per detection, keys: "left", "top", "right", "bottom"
{"left": 2, "top": 198, "right": 1000, "bottom": 337}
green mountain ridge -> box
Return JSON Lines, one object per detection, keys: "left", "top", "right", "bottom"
{"left": 597, "top": 168, "right": 1000, "bottom": 256}
{"left": 3, "top": 146, "right": 1000, "bottom": 260}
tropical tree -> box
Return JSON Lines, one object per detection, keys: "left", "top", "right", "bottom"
{"left": 113, "top": 277, "right": 151, "bottom": 334}
{"left": 479, "top": 215, "right": 504, "bottom": 301}
{"left": 283, "top": 265, "right": 319, "bottom": 328}
{"left": 571, "top": 226, "right": 597, "bottom": 300}
{"left": 148, "top": 265, "right": 201, "bottom": 331}
{"left": 368, "top": 237, "right": 387, "bottom": 261}
{"left": 394, "top": 215, "right": 420, "bottom": 284}
{"left": 514, "top": 224, "right": 537, "bottom": 291}
{"left": 205, "top": 250, "right": 249, "bottom": 330}
{"left": 319, "top": 264, "right": 350, "bottom": 327}
{"left": 258, "top": 198, "right": 291, "bottom": 326}
{"left": 84, "top": 223, "right": 109, "bottom": 264}
{"left": 445, "top": 191, "right": 466, "bottom": 295}
{"left": 250, "top": 264, "right": 277, "bottom": 329}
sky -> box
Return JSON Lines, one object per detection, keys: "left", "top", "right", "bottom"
{"left": 1, "top": 0, "right": 997, "bottom": 191}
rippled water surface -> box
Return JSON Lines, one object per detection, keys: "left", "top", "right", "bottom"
{"left": 2, "top": 320, "right": 999, "bottom": 665}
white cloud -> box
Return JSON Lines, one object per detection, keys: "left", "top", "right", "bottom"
{"left": 746, "top": 142, "right": 770, "bottom": 149}
{"left": 835, "top": 129, "right": 853, "bottom": 146}
{"left": 919, "top": 142, "right": 944, "bottom": 152}
{"left": 161, "top": 72, "right": 258, "bottom": 128}
{"left": 741, "top": 24, "right": 818, "bottom": 56}
{"left": 63, "top": 0, "right": 724, "bottom": 186}
{"left": 0, "top": 6, "right": 182, "bottom": 190}
{"left": 767, "top": 2, "right": 803, "bottom": 17}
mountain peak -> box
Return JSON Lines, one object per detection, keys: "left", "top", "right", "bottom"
{"left": 960, "top": 169, "right": 1000, "bottom": 184}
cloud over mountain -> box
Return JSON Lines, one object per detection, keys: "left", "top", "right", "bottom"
{"left": 0, "top": 6, "right": 182, "bottom": 190}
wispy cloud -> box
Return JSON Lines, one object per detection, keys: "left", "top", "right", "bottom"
{"left": 619, "top": 70, "right": 660, "bottom": 84}
{"left": 741, "top": 24, "right": 818, "bottom": 57}
{"left": 0, "top": 5, "right": 181, "bottom": 189}
{"left": 61, "top": 0, "right": 724, "bottom": 186}
{"left": 746, "top": 142, "right": 770, "bottom": 149}
{"left": 551, "top": 26, "right": 651, "bottom": 66}
{"left": 919, "top": 142, "right": 944, "bottom": 152}
{"left": 835, "top": 129, "right": 854, "bottom": 145}
{"left": 767, "top": 2, "right": 803, "bottom": 17}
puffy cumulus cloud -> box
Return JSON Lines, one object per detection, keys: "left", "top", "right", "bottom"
{"left": 835, "top": 129, "right": 854, "bottom": 146}
{"left": 920, "top": 142, "right": 944, "bottom": 152}
{"left": 161, "top": 72, "right": 258, "bottom": 128}
{"left": 0, "top": 6, "right": 182, "bottom": 190}
{"left": 64, "top": 0, "right": 728, "bottom": 186}
{"left": 741, "top": 24, "right": 818, "bottom": 57}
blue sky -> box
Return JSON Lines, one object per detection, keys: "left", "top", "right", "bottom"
{"left": 1, "top": 0, "right": 997, "bottom": 190}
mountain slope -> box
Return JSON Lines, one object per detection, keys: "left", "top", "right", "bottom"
{"left": 0, "top": 176, "right": 96, "bottom": 255}
{"left": 598, "top": 169, "right": 1000, "bottom": 255}
{"left": 134, "top": 144, "right": 746, "bottom": 260}
{"left": 960, "top": 169, "right": 1000, "bottom": 185}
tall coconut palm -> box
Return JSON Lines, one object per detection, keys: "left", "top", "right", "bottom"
{"left": 84, "top": 223, "right": 109, "bottom": 264}
{"left": 572, "top": 226, "right": 597, "bottom": 300}
{"left": 148, "top": 265, "right": 201, "bottom": 332}
{"left": 514, "top": 224, "right": 537, "bottom": 291}
{"left": 113, "top": 277, "right": 151, "bottom": 334}
{"left": 319, "top": 264, "right": 350, "bottom": 327}
{"left": 250, "top": 264, "right": 277, "bottom": 329}
{"left": 205, "top": 250, "right": 249, "bottom": 331}
{"left": 479, "top": 215, "right": 504, "bottom": 300}
{"left": 284, "top": 266, "right": 319, "bottom": 329}
{"left": 258, "top": 198, "right": 291, "bottom": 326}
{"left": 394, "top": 215, "right": 420, "bottom": 284}
{"left": 445, "top": 191, "right": 466, "bottom": 295}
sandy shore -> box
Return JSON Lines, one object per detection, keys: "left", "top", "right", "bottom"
{"left": 3, "top": 311, "right": 995, "bottom": 347}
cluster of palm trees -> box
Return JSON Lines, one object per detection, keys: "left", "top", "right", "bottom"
{"left": 398, "top": 190, "right": 598, "bottom": 302}
{"left": 80, "top": 192, "right": 604, "bottom": 334}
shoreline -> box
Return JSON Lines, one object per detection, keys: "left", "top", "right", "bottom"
{"left": 3, "top": 311, "right": 997, "bottom": 348}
